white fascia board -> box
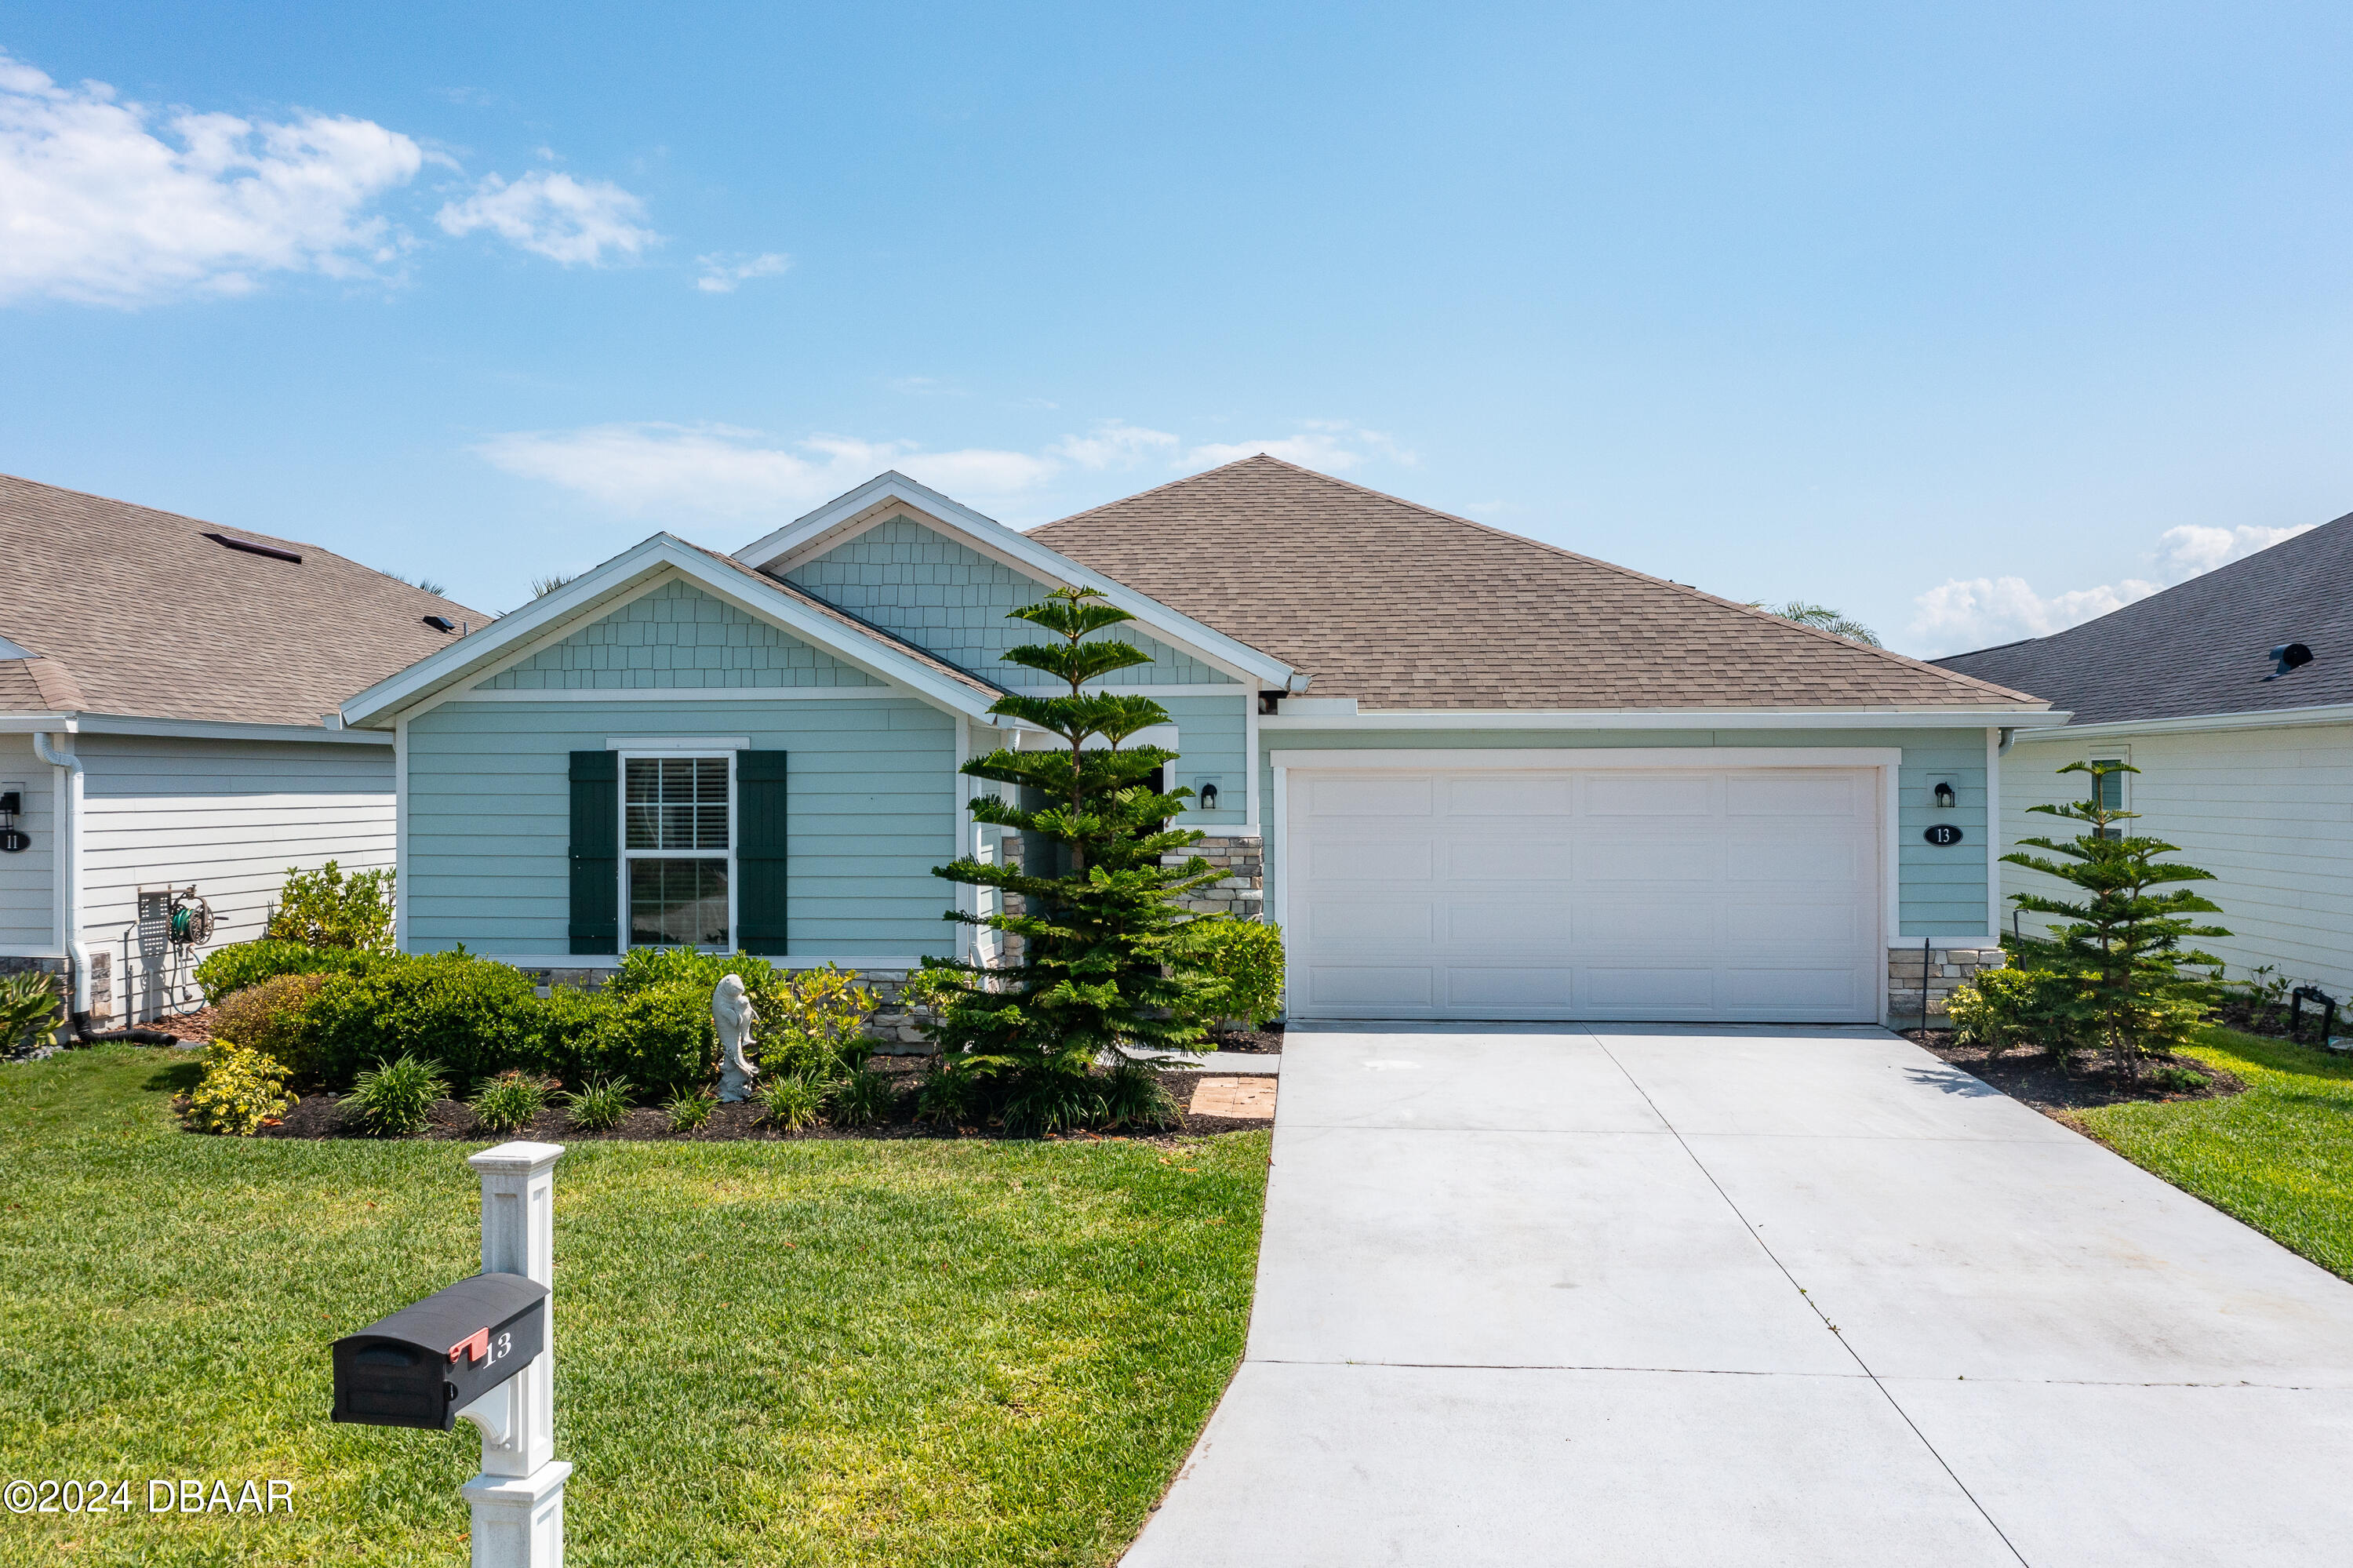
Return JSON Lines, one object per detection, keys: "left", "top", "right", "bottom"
{"left": 340, "top": 536, "right": 1003, "bottom": 728}
{"left": 0, "top": 711, "right": 384, "bottom": 745}
{"left": 1269, "top": 747, "right": 1906, "bottom": 770}
{"left": 1260, "top": 707, "right": 2067, "bottom": 732}
{"left": 732, "top": 471, "right": 1297, "bottom": 689}
{"left": 2002, "top": 702, "right": 2353, "bottom": 743}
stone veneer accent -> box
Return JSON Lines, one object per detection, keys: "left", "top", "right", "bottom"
{"left": 1167, "top": 834, "right": 1266, "bottom": 919}
{"left": 1887, "top": 944, "right": 2006, "bottom": 1024}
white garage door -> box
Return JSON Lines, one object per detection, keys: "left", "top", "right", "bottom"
{"left": 1284, "top": 766, "right": 1883, "bottom": 1022}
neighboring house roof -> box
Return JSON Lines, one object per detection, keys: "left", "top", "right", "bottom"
{"left": 0, "top": 472, "right": 489, "bottom": 727}
{"left": 1030, "top": 456, "right": 2042, "bottom": 711}
{"left": 1933, "top": 510, "right": 2353, "bottom": 727}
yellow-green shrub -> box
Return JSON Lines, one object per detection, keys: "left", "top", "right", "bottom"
{"left": 1191, "top": 918, "right": 1286, "bottom": 1028}
{"left": 208, "top": 972, "right": 327, "bottom": 1076}
{"left": 180, "top": 1042, "right": 294, "bottom": 1136}
{"left": 1947, "top": 966, "right": 2089, "bottom": 1057}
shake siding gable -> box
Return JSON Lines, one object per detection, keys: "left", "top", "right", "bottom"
{"left": 784, "top": 515, "right": 1235, "bottom": 686}
{"left": 406, "top": 700, "right": 956, "bottom": 959}
{"left": 476, "top": 580, "right": 886, "bottom": 690}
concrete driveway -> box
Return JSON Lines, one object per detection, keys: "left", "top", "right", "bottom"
{"left": 1124, "top": 1024, "right": 2353, "bottom": 1567}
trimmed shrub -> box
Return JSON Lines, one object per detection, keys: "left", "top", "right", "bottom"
{"left": 341, "top": 1053, "right": 449, "bottom": 1136}
{"left": 541, "top": 979, "right": 713, "bottom": 1101}
{"left": 564, "top": 1077, "right": 632, "bottom": 1132}
{"left": 180, "top": 1042, "right": 293, "bottom": 1136}
{"left": 605, "top": 949, "right": 876, "bottom": 1079}
{"left": 0, "top": 970, "right": 62, "bottom": 1053}
{"left": 195, "top": 940, "right": 384, "bottom": 1006}
{"left": 1947, "top": 966, "right": 2089, "bottom": 1058}
{"left": 1191, "top": 918, "right": 1286, "bottom": 1029}
{"left": 471, "top": 1071, "right": 550, "bottom": 1134}
{"left": 302, "top": 952, "right": 540, "bottom": 1088}
{"left": 209, "top": 972, "right": 328, "bottom": 1076}
{"left": 264, "top": 860, "right": 395, "bottom": 950}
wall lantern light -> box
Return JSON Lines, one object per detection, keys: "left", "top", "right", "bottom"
{"left": 1198, "top": 782, "right": 1220, "bottom": 810}
{"left": 1933, "top": 781, "right": 1958, "bottom": 809}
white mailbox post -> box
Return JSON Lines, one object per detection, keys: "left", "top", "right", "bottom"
{"left": 456, "top": 1141, "right": 570, "bottom": 1568}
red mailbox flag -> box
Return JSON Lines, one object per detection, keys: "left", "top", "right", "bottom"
{"left": 449, "top": 1329, "right": 491, "bottom": 1365}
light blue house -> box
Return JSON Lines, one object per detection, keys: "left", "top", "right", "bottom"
{"left": 339, "top": 458, "right": 2063, "bottom": 1025}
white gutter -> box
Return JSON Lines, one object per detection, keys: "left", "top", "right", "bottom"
{"left": 0, "top": 711, "right": 386, "bottom": 745}
{"left": 2003, "top": 701, "right": 2353, "bottom": 743}
{"left": 29, "top": 730, "right": 87, "bottom": 1016}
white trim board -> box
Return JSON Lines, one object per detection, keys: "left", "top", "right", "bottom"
{"left": 1262, "top": 710, "right": 2064, "bottom": 732}
{"left": 443, "top": 687, "right": 907, "bottom": 703}
{"left": 2005, "top": 703, "right": 2353, "bottom": 741}
{"left": 0, "top": 712, "right": 391, "bottom": 745}
{"left": 1267, "top": 747, "right": 1907, "bottom": 770}
{"left": 606, "top": 737, "right": 751, "bottom": 751}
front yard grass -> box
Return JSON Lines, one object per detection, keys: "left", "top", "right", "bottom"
{"left": 2070, "top": 1025, "right": 2353, "bottom": 1280}
{"left": 0, "top": 1046, "right": 1268, "bottom": 1566}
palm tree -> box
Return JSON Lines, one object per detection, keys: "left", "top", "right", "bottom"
{"left": 531, "top": 573, "right": 575, "bottom": 598}
{"left": 1748, "top": 600, "right": 1881, "bottom": 647}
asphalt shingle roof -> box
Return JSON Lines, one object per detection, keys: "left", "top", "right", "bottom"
{"left": 1031, "top": 457, "right": 2041, "bottom": 711}
{"left": 1933, "top": 510, "right": 2353, "bottom": 727}
{"left": 0, "top": 472, "right": 490, "bottom": 726}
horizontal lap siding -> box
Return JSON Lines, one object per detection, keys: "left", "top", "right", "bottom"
{"left": 406, "top": 699, "right": 956, "bottom": 958}
{"left": 2001, "top": 723, "right": 2353, "bottom": 992}
{"left": 1156, "top": 694, "right": 1249, "bottom": 829}
{"left": 1259, "top": 727, "right": 1989, "bottom": 938}
{"left": 75, "top": 735, "right": 396, "bottom": 1018}
{"left": 0, "top": 733, "right": 56, "bottom": 950}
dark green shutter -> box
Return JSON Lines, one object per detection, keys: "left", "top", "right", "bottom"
{"left": 736, "top": 750, "right": 788, "bottom": 955}
{"left": 568, "top": 751, "right": 619, "bottom": 954}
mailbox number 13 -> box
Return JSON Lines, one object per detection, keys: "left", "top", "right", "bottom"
{"left": 487, "top": 1331, "right": 513, "bottom": 1366}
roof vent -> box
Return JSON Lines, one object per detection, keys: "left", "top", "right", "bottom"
{"left": 203, "top": 531, "right": 301, "bottom": 564}
{"left": 2268, "top": 642, "right": 2314, "bottom": 679}
{"left": 423, "top": 615, "right": 457, "bottom": 634}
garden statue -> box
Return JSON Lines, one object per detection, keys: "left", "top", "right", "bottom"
{"left": 712, "top": 974, "right": 759, "bottom": 1102}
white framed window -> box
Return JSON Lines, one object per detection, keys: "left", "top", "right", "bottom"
{"left": 2090, "top": 750, "right": 2129, "bottom": 839}
{"left": 620, "top": 752, "right": 735, "bottom": 949}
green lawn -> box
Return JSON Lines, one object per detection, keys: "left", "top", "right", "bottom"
{"left": 0, "top": 1046, "right": 1268, "bottom": 1566}
{"left": 2071, "top": 1026, "right": 2353, "bottom": 1280}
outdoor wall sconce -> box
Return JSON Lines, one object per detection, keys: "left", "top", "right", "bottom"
{"left": 1933, "top": 781, "right": 1957, "bottom": 809}
{"left": 0, "top": 788, "right": 25, "bottom": 854}
{"left": 1198, "top": 782, "right": 1220, "bottom": 810}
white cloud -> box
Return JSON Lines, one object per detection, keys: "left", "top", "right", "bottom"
{"left": 1052, "top": 420, "right": 1178, "bottom": 469}
{"left": 1911, "top": 522, "right": 2315, "bottom": 656}
{"left": 695, "top": 250, "right": 789, "bottom": 293}
{"left": 1184, "top": 423, "right": 1414, "bottom": 473}
{"left": 436, "top": 169, "right": 656, "bottom": 265}
{"left": 475, "top": 414, "right": 1418, "bottom": 522}
{"left": 0, "top": 50, "right": 422, "bottom": 307}
{"left": 473, "top": 423, "right": 1057, "bottom": 518}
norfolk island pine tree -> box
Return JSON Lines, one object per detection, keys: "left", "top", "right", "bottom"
{"left": 2004, "top": 759, "right": 2231, "bottom": 1073}
{"left": 917, "top": 586, "right": 1238, "bottom": 1134}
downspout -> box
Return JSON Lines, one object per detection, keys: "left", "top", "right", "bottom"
{"left": 30, "top": 729, "right": 87, "bottom": 1017}
{"left": 1997, "top": 726, "right": 2017, "bottom": 756}
{"left": 31, "top": 730, "right": 174, "bottom": 1045}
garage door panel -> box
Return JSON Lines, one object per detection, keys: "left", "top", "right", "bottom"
{"left": 1446, "top": 967, "right": 1577, "bottom": 1010}
{"left": 1585, "top": 774, "right": 1715, "bottom": 816}
{"left": 1446, "top": 901, "right": 1576, "bottom": 948}
{"left": 1289, "top": 763, "right": 1881, "bottom": 1023}
{"left": 1304, "top": 775, "right": 1433, "bottom": 817}
{"left": 1304, "top": 966, "right": 1434, "bottom": 1009}
{"left": 1581, "top": 839, "right": 1718, "bottom": 882}
{"left": 1445, "top": 838, "right": 1574, "bottom": 880}
{"left": 1307, "top": 835, "right": 1431, "bottom": 880}
{"left": 1586, "top": 967, "right": 1718, "bottom": 1012}
{"left": 1726, "top": 774, "right": 1863, "bottom": 816}
{"left": 1445, "top": 776, "right": 1575, "bottom": 817}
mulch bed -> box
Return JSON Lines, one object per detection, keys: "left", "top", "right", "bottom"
{"left": 1904, "top": 1030, "right": 2247, "bottom": 1114}
{"left": 252, "top": 1066, "right": 1270, "bottom": 1146}
{"left": 1204, "top": 1023, "right": 1283, "bottom": 1055}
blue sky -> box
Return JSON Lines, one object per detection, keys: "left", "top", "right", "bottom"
{"left": 4, "top": 2, "right": 2351, "bottom": 656}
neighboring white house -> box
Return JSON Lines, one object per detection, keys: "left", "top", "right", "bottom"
{"left": 0, "top": 474, "right": 488, "bottom": 1026}
{"left": 1937, "top": 511, "right": 2353, "bottom": 996}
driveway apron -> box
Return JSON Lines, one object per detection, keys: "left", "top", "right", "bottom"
{"left": 1122, "top": 1024, "right": 2353, "bottom": 1567}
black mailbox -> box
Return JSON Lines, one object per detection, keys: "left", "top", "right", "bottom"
{"left": 332, "top": 1272, "right": 548, "bottom": 1431}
